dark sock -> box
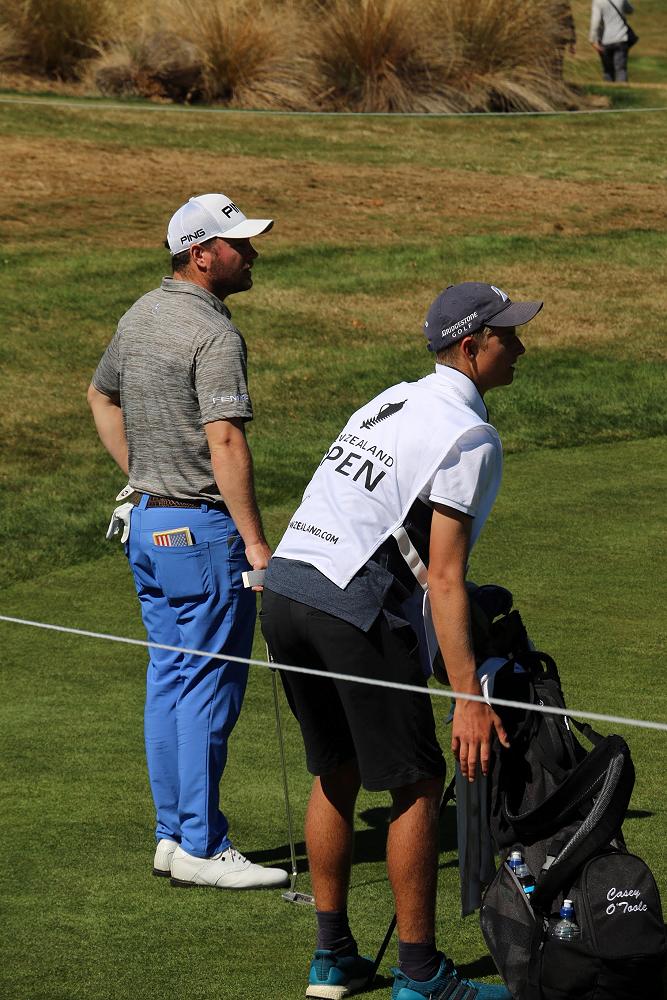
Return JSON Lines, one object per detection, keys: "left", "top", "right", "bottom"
{"left": 315, "top": 910, "right": 357, "bottom": 956}
{"left": 316, "top": 910, "right": 357, "bottom": 957}
{"left": 398, "top": 940, "right": 443, "bottom": 982}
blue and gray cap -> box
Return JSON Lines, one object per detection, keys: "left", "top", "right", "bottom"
{"left": 424, "top": 282, "right": 543, "bottom": 352}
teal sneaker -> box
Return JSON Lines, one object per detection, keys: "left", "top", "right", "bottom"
{"left": 392, "top": 955, "right": 512, "bottom": 1000}
{"left": 306, "top": 949, "right": 375, "bottom": 998}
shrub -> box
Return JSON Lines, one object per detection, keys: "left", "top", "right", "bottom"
{"left": 0, "top": 0, "right": 117, "bottom": 79}
{"left": 91, "top": 32, "right": 205, "bottom": 102}
{"left": 89, "top": 0, "right": 316, "bottom": 108}
{"left": 0, "top": 21, "right": 23, "bottom": 67}
{"left": 182, "top": 0, "right": 317, "bottom": 108}
{"left": 311, "top": 0, "right": 461, "bottom": 113}
{"left": 436, "top": 0, "right": 579, "bottom": 112}
{"left": 311, "top": 0, "right": 580, "bottom": 113}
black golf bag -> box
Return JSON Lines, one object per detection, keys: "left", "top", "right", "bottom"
{"left": 467, "top": 587, "right": 666, "bottom": 1000}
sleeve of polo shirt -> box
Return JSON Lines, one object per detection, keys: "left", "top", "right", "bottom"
{"left": 195, "top": 328, "right": 254, "bottom": 424}
{"left": 428, "top": 426, "right": 500, "bottom": 516}
{"left": 91, "top": 328, "right": 121, "bottom": 397}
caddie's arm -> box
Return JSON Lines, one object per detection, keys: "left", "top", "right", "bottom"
{"left": 428, "top": 503, "right": 509, "bottom": 782}
{"left": 205, "top": 418, "right": 272, "bottom": 576}
{"left": 87, "top": 384, "right": 129, "bottom": 476}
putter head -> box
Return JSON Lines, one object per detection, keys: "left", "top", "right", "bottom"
{"left": 282, "top": 890, "right": 315, "bottom": 905}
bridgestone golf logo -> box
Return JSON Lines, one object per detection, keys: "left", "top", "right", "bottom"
{"left": 606, "top": 887, "right": 648, "bottom": 916}
{"left": 288, "top": 520, "right": 338, "bottom": 544}
{"left": 441, "top": 311, "right": 478, "bottom": 339}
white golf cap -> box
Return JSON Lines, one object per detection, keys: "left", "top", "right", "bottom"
{"left": 166, "top": 193, "right": 273, "bottom": 255}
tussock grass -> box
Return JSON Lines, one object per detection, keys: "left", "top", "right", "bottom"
{"left": 0, "top": 0, "right": 118, "bottom": 79}
{"left": 0, "top": 21, "right": 22, "bottom": 67}
{"left": 167, "top": 0, "right": 316, "bottom": 109}
{"left": 91, "top": 0, "right": 317, "bottom": 108}
{"left": 279, "top": 0, "right": 579, "bottom": 113}
{"left": 440, "top": 0, "right": 579, "bottom": 111}
{"left": 311, "top": 0, "right": 461, "bottom": 113}
{"left": 4, "top": 0, "right": 583, "bottom": 110}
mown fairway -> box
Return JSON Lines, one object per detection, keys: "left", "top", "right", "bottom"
{"left": 1, "top": 91, "right": 666, "bottom": 1000}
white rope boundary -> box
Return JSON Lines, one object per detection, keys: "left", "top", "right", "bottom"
{"left": 1, "top": 613, "right": 665, "bottom": 734}
{"left": 0, "top": 95, "right": 666, "bottom": 118}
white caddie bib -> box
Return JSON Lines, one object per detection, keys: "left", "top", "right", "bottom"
{"left": 274, "top": 371, "right": 502, "bottom": 588}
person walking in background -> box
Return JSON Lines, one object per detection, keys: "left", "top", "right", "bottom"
{"left": 87, "top": 193, "right": 288, "bottom": 891}
{"left": 589, "top": 0, "right": 636, "bottom": 82}
{"left": 262, "top": 282, "right": 544, "bottom": 999}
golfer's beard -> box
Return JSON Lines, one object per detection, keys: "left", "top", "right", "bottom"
{"left": 210, "top": 269, "right": 251, "bottom": 300}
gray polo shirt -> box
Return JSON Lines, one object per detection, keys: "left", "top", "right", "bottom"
{"left": 93, "top": 278, "right": 252, "bottom": 501}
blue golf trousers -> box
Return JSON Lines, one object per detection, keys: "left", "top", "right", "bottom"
{"left": 127, "top": 495, "right": 255, "bottom": 857}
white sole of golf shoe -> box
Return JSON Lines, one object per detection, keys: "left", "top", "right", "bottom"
{"left": 170, "top": 845, "right": 289, "bottom": 890}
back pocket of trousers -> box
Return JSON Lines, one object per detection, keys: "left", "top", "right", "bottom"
{"left": 150, "top": 543, "right": 213, "bottom": 600}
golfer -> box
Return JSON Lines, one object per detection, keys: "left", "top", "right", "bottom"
{"left": 261, "top": 282, "right": 543, "bottom": 998}
{"left": 88, "top": 193, "right": 287, "bottom": 890}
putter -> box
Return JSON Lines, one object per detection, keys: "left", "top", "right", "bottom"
{"left": 267, "top": 644, "right": 314, "bottom": 905}
{"left": 366, "top": 774, "right": 457, "bottom": 986}
{"left": 245, "top": 572, "right": 314, "bottom": 905}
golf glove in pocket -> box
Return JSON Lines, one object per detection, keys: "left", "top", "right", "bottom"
{"left": 106, "top": 502, "right": 134, "bottom": 544}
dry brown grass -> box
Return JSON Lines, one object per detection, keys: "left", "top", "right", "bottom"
{"left": 4, "top": 0, "right": 583, "bottom": 111}
{"left": 2, "top": 131, "right": 662, "bottom": 250}
{"left": 88, "top": 0, "right": 317, "bottom": 108}
{"left": 439, "top": 0, "right": 580, "bottom": 111}
{"left": 170, "top": 0, "right": 316, "bottom": 108}
{"left": 311, "top": 0, "right": 462, "bottom": 112}
{"left": 311, "top": 0, "right": 581, "bottom": 113}
{"left": 0, "top": 0, "right": 121, "bottom": 79}
{"left": 0, "top": 21, "right": 22, "bottom": 67}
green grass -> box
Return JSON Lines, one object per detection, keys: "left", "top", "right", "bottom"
{"left": 1, "top": 101, "right": 667, "bottom": 179}
{"left": 1, "top": 98, "right": 666, "bottom": 999}
{"left": 1, "top": 440, "right": 665, "bottom": 1000}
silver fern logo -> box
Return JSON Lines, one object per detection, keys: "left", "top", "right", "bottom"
{"left": 360, "top": 400, "right": 407, "bottom": 430}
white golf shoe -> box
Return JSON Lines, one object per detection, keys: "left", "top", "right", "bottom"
{"left": 170, "top": 844, "right": 289, "bottom": 890}
{"left": 152, "top": 838, "right": 178, "bottom": 877}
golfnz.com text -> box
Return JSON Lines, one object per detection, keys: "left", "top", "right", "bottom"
{"left": 288, "top": 521, "right": 339, "bottom": 545}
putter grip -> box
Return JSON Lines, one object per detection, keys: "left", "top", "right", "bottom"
{"left": 242, "top": 569, "right": 266, "bottom": 588}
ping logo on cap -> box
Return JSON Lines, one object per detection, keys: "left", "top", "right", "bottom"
{"left": 180, "top": 228, "right": 206, "bottom": 245}
{"left": 221, "top": 201, "right": 241, "bottom": 219}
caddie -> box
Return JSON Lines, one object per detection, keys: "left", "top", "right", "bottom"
{"left": 87, "top": 193, "right": 287, "bottom": 890}
{"left": 261, "top": 282, "right": 543, "bottom": 998}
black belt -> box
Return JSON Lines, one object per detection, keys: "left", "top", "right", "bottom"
{"left": 145, "top": 495, "right": 227, "bottom": 511}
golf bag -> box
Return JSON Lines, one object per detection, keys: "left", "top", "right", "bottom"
{"left": 468, "top": 590, "right": 666, "bottom": 1000}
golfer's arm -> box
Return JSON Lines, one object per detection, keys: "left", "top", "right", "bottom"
{"left": 427, "top": 504, "right": 480, "bottom": 697}
{"left": 87, "top": 384, "right": 129, "bottom": 476}
{"left": 205, "top": 418, "right": 270, "bottom": 565}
